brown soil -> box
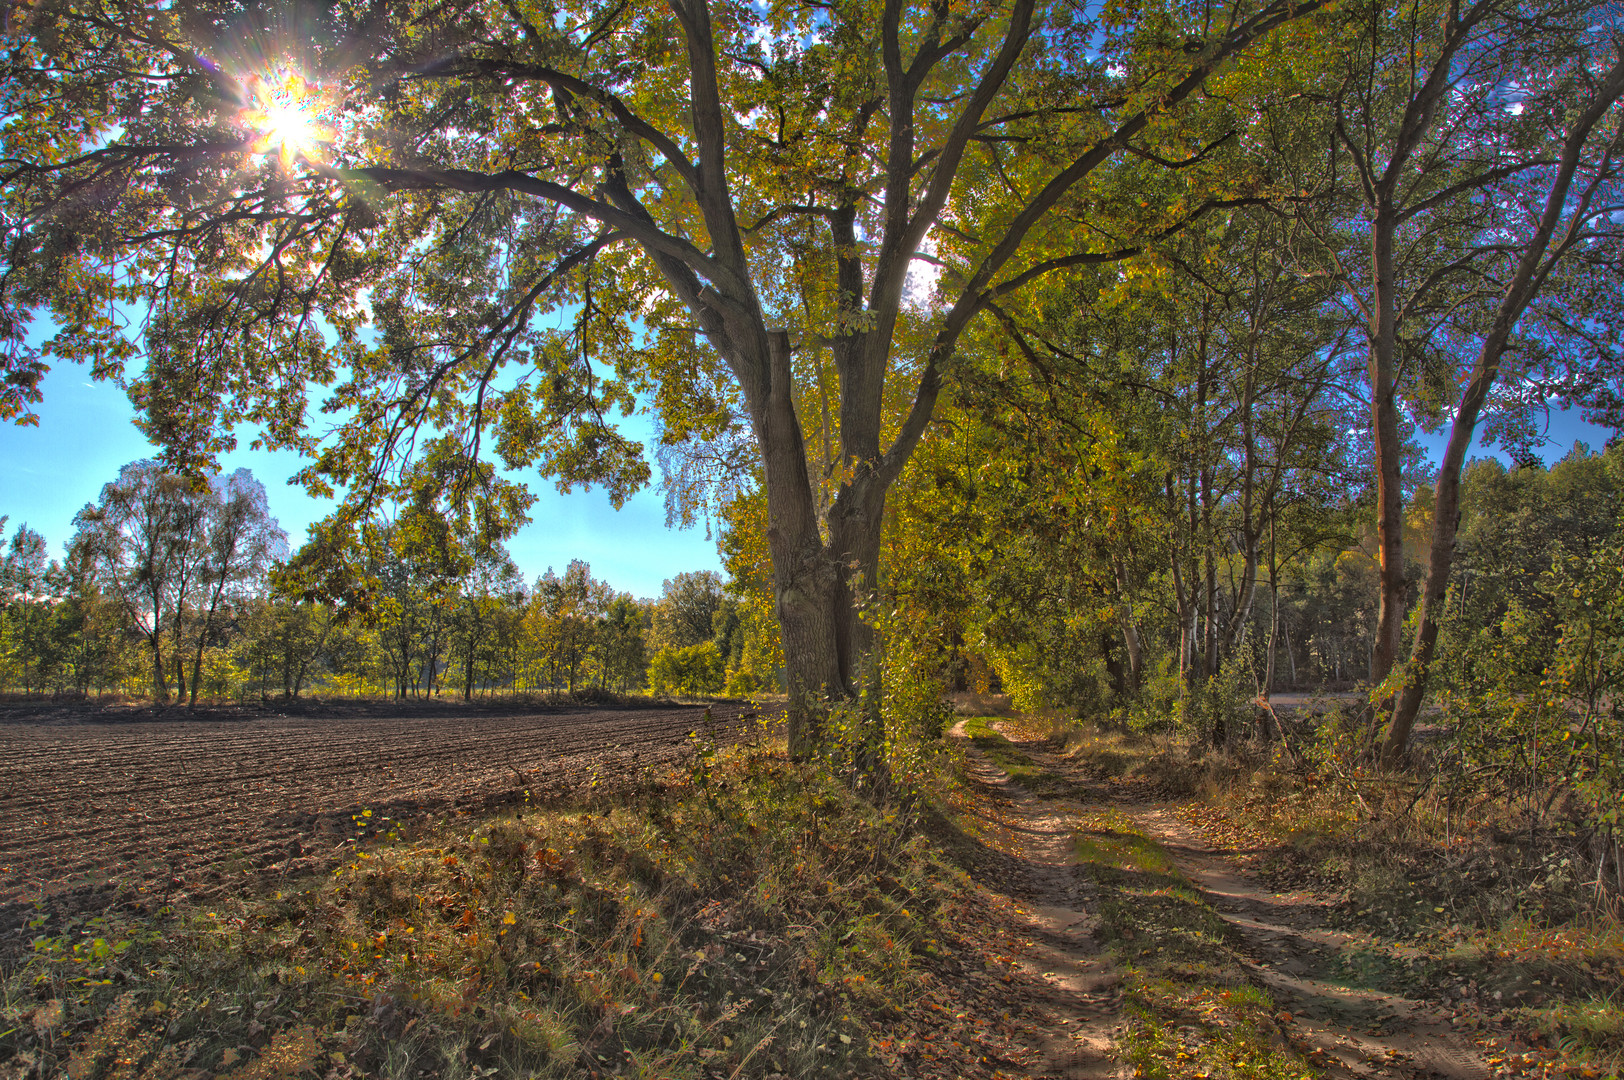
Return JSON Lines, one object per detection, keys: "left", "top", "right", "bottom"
{"left": 947, "top": 719, "right": 1129, "bottom": 1079}
{"left": 0, "top": 700, "right": 763, "bottom": 954}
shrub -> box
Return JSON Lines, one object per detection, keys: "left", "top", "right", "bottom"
{"left": 647, "top": 641, "right": 725, "bottom": 696}
{"left": 723, "top": 666, "right": 759, "bottom": 696}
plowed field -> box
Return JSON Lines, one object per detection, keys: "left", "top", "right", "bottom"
{"left": 0, "top": 700, "right": 759, "bottom": 952}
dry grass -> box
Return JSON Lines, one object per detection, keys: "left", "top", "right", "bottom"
{"left": 0, "top": 740, "right": 1020, "bottom": 1080}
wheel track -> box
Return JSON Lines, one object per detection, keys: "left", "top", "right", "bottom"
{"left": 996, "top": 725, "right": 1501, "bottom": 1080}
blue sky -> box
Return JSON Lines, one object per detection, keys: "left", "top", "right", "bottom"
{"left": 1412, "top": 408, "right": 1615, "bottom": 471}
{"left": 1, "top": 358, "right": 1613, "bottom": 599}
{"left": 0, "top": 364, "right": 722, "bottom": 600}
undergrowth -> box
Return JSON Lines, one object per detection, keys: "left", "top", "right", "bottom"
{"left": 0, "top": 742, "right": 980, "bottom": 1080}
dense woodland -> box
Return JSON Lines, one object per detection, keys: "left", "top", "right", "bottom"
{"left": 6, "top": 440, "right": 1622, "bottom": 720}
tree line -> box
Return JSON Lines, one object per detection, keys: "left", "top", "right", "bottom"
{"left": 0, "top": 462, "right": 772, "bottom": 703}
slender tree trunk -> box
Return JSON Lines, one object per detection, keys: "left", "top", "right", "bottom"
{"left": 189, "top": 578, "right": 228, "bottom": 707}
{"left": 1382, "top": 56, "right": 1624, "bottom": 764}
{"left": 1264, "top": 517, "right": 1280, "bottom": 699}
{"left": 1196, "top": 312, "right": 1218, "bottom": 683}
{"left": 1113, "top": 556, "right": 1142, "bottom": 692}
{"left": 1170, "top": 473, "right": 1197, "bottom": 690}
{"left": 150, "top": 627, "right": 166, "bottom": 704}
{"left": 1202, "top": 528, "right": 1218, "bottom": 680}
{"left": 146, "top": 577, "right": 169, "bottom": 704}
{"left": 1368, "top": 206, "right": 1407, "bottom": 691}
{"left": 1226, "top": 365, "right": 1261, "bottom": 654}
{"left": 173, "top": 607, "right": 186, "bottom": 705}
{"left": 1172, "top": 550, "right": 1195, "bottom": 685}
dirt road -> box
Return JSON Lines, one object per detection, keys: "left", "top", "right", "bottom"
{"left": 953, "top": 719, "right": 1538, "bottom": 1079}
{"left": 949, "top": 718, "right": 1127, "bottom": 1078}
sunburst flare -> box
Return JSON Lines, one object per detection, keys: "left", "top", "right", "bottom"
{"left": 241, "top": 68, "right": 334, "bottom": 169}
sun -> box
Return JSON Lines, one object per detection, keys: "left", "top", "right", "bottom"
{"left": 242, "top": 69, "right": 331, "bottom": 168}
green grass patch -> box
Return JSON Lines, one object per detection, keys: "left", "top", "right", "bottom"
{"left": 1, "top": 744, "right": 973, "bottom": 1080}
{"left": 960, "top": 717, "right": 1072, "bottom": 795}
{"left": 1515, "top": 993, "right": 1624, "bottom": 1071}
{"left": 1073, "top": 809, "right": 1320, "bottom": 1080}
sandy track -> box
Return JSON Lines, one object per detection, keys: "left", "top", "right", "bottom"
{"left": 0, "top": 701, "right": 760, "bottom": 951}
{"left": 949, "top": 719, "right": 1128, "bottom": 1078}
{"left": 991, "top": 723, "right": 1497, "bottom": 1080}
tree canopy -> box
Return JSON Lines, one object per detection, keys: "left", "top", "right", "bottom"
{"left": 0, "top": 0, "right": 1334, "bottom": 749}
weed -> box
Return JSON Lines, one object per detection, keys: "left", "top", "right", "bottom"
{"left": 1516, "top": 993, "right": 1624, "bottom": 1071}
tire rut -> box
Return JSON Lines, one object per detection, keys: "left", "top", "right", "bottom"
{"left": 1003, "top": 727, "right": 1495, "bottom": 1080}
{"left": 951, "top": 719, "right": 1128, "bottom": 1079}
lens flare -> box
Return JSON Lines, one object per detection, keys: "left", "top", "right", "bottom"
{"left": 242, "top": 69, "right": 332, "bottom": 168}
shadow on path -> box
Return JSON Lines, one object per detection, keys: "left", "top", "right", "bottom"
{"left": 945, "top": 719, "right": 1129, "bottom": 1080}
{"left": 1003, "top": 724, "right": 1495, "bottom": 1080}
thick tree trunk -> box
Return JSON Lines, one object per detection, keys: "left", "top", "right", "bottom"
{"left": 755, "top": 331, "right": 848, "bottom": 757}
{"left": 826, "top": 482, "right": 887, "bottom": 694}
{"left": 1103, "top": 630, "right": 1125, "bottom": 697}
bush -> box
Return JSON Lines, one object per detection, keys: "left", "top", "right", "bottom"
{"left": 1127, "top": 654, "right": 1183, "bottom": 732}
{"left": 723, "top": 666, "right": 759, "bottom": 696}
{"left": 647, "top": 641, "right": 725, "bottom": 696}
